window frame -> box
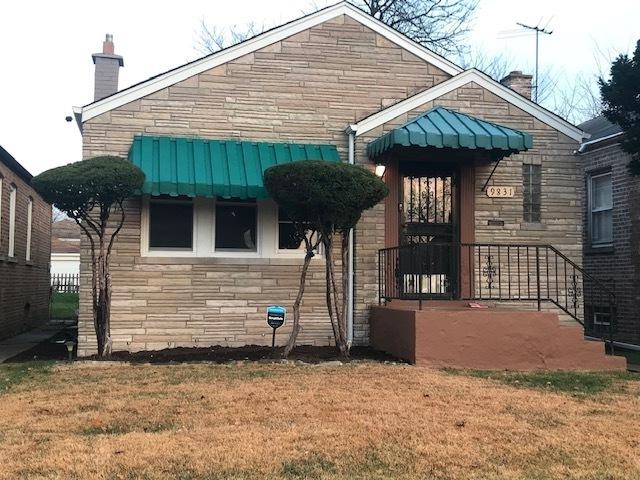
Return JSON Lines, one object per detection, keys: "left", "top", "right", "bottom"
{"left": 275, "top": 206, "right": 320, "bottom": 256}
{"left": 140, "top": 197, "right": 317, "bottom": 259}
{"left": 8, "top": 184, "right": 16, "bottom": 258}
{"left": 141, "top": 196, "right": 197, "bottom": 257}
{"left": 212, "top": 198, "right": 260, "bottom": 256}
{"left": 26, "top": 197, "right": 33, "bottom": 261}
{"left": 587, "top": 170, "right": 613, "bottom": 248}
{"left": 522, "top": 163, "right": 542, "bottom": 223}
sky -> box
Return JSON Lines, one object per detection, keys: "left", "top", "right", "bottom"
{"left": 1, "top": 0, "right": 639, "bottom": 175}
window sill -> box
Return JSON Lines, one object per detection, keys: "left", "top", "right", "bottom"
{"left": 135, "top": 256, "right": 324, "bottom": 266}
{"left": 585, "top": 245, "right": 614, "bottom": 255}
{"left": 6, "top": 256, "right": 17, "bottom": 264}
{"left": 25, "top": 260, "right": 34, "bottom": 267}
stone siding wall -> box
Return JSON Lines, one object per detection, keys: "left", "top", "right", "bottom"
{"left": 0, "top": 161, "right": 51, "bottom": 340}
{"left": 78, "top": 15, "right": 450, "bottom": 356}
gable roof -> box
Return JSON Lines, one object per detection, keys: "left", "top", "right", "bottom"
{"left": 348, "top": 69, "right": 588, "bottom": 143}
{"left": 0, "top": 145, "right": 33, "bottom": 183}
{"left": 73, "top": 1, "right": 462, "bottom": 127}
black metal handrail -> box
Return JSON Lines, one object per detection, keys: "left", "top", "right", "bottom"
{"left": 378, "top": 242, "right": 616, "bottom": 350}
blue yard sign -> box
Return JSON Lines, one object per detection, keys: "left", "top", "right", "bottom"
{"left": 267, "top": 305, "right": 286, "bottom": 347}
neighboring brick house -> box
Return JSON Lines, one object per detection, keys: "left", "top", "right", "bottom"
{"left": 0, "top": 146, "right": 51, "bottom": 340}
{"left": 51, "top": 219, "right": 81, "bottom": 276}
{"left": 579, "top": 116, "right": 640, "bottom": 346}
{"left": 72, "top": 3, "right": 590, "bottom": 357}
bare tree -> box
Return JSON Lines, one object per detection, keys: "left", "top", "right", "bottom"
{"left": 352, "top": 0, "right": 478, "bottom": 56}
{"left": 459, "top": 49, "right": 515, "bottom": 80}
{"left": 196, "top": 19, "right": 264, "bottom": 54}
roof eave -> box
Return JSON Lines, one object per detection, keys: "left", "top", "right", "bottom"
{"left": 352, "top": 69, "right": 589, "bottom": 143}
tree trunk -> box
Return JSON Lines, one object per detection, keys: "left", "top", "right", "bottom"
{"left": 283, "top": 250, "right": 314, "bottom": 358}
{"left": 324, "top": 234, "right": 349, "bottom": 358}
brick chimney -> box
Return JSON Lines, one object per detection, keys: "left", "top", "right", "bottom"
{"left": 92, "top": 34, "right": 124, "bottom": 102}
{"left": 500, "top": 71, "right": 533, "bottom": 100}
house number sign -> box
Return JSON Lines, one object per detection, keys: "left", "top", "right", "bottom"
{"left": 486, "top": 186, "right": 515, "bottom": 198}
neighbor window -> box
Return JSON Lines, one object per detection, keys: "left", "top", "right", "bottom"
{"left": 588, "top": 171, "right": 613, "bottom": 247}
{"left": 26, "top": 197, "right": 33, "bottom": 261}
{"left": 523, "top": 164, "right": 541, "bottom": 222}
{"left": 8, "top": 184, "right": 16, "bottom": 257}
{"left": 148, "top": 197, "right": 193, "bottom": 250}
{"left": 215, "top": 199, "right": 257, "bottom": 251}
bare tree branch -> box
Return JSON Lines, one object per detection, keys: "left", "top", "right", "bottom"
{"left": 195, "top": 19, "right": 265, "bottom": 54}
{"left": 352, "top": 0, "right": 478, "bottom": 56}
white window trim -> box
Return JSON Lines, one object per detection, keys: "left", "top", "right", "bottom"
{"left": 593, "top": 310, "right": 611, "bottom": 326}
{"left": 141, "top": 196, "right": 197, "bottom": 257}
{"left": 8, "top": 184, "right": 16, "bottom": 258}
{"left": 26, "top": 197, "right": 33, "bottom": 261}
{"left": 140, "top": 197, "right": 312, "bottom": 259}
{"left": 587, "top": 171, "right": 613, "bottom": 248}
{"left": 275, "top": 206, "right": 321, "bottom": 257}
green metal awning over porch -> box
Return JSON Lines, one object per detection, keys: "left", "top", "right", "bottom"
{"left": 128, "top": 135, "right": 340, "bottom": 199}
{"left": 367, "top": 107, "right": 533, "bottom": 159}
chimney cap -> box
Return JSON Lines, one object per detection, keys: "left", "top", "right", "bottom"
{"left": 500, "top": 70, "right": 533, "bottom": 81}
{"left": 92, "top": 33, "right": 124, "bottom": 66}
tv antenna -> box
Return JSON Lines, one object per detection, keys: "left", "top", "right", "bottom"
{"left": 516, "top": 21, "right": 553, "bottom": 102}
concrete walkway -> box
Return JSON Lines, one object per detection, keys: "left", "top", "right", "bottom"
{"left": 0, "top": 325, "right": 63, "bottom": 363}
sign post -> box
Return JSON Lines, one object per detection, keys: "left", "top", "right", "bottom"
{"left": 266, "top": 305, "right": 286, "bottom": 348}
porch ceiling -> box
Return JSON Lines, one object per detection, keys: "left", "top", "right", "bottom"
{"left": 128, "top": 135, "right": 340, "bottom": 199}
{"left": 367, "top": 107, "right": 533, "bottom": 160}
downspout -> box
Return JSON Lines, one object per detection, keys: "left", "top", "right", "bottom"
{"left": 346, "top": 126, "right": 357, "bottom": 347}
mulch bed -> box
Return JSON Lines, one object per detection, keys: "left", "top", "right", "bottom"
{"left": 102, "top": 345, "right": 397, "bottom": 364}
{"left": 8, "top": 331, "right": 398, "bottom": 364}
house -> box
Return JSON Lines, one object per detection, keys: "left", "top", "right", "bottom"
{"left": 578, "top": 115, "right": 640, "bottom": 348}
{"left": 0, "top": 146, "right": 51, "bottom": 340}
{"left": 51, "top": 219, "right": 81, "bottom": 276}
{"left": 71, "top": 3, "right": 624, "bottom": 369}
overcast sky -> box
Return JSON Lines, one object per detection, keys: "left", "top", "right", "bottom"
{"left": 2, "top": 0, "right": 639, "bottom": 175}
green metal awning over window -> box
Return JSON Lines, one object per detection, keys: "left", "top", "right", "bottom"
{"left": 128, "top": 135, "right": 340, "bottom": 199}
{"left": 367, "top": 106, "right": 533, "bottom": 159}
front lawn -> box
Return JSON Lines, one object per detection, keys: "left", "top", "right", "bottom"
{"left": 0, "top": 361, "right": 639, "bottom": 479}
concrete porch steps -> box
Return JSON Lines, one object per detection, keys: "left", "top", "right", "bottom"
{"left": 371, "top": 303, "right": 626, "bottom": 371}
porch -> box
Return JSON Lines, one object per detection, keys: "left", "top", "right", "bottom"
{"left": 366, "top": 107, "right": 623, "bottom": 369}
{"left": 372, "top": 243, "right": 624, "bottom": 370}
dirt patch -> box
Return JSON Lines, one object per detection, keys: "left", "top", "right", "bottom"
{"left": 89, "top": 345, "right": 398, "bottom": 364}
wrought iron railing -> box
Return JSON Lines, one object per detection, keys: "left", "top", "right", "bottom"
{"left": 378, "top": 243, "right": 616, "bottom": 348}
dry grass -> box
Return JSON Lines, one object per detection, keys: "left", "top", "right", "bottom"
{"left": 0, "top": 361, "right": 639, "bottom": 480}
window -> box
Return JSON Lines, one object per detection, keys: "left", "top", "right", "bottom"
{"left": 26, "top": 198, "right": 33, "bottom": 261}
{"left": 148, "top": 198, "right": 193, "bottom": 250}
{"left": 215, "top": 199, "right": 257, "bottom": 251}
{"left": 523, "top": 164, "right": 541, "bottom": 222}
{"left": 278, "top": 208, "right": 306, "bottom": 250}
{"left": 588, "top": 171, "right": 613, "bottom": 247}
{"left": 8, "top": 184, "right": 16, "bottom": 257}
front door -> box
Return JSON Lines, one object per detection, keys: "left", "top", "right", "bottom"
{"left": 398, "top": 165, "right": 458, "bottom": 299}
